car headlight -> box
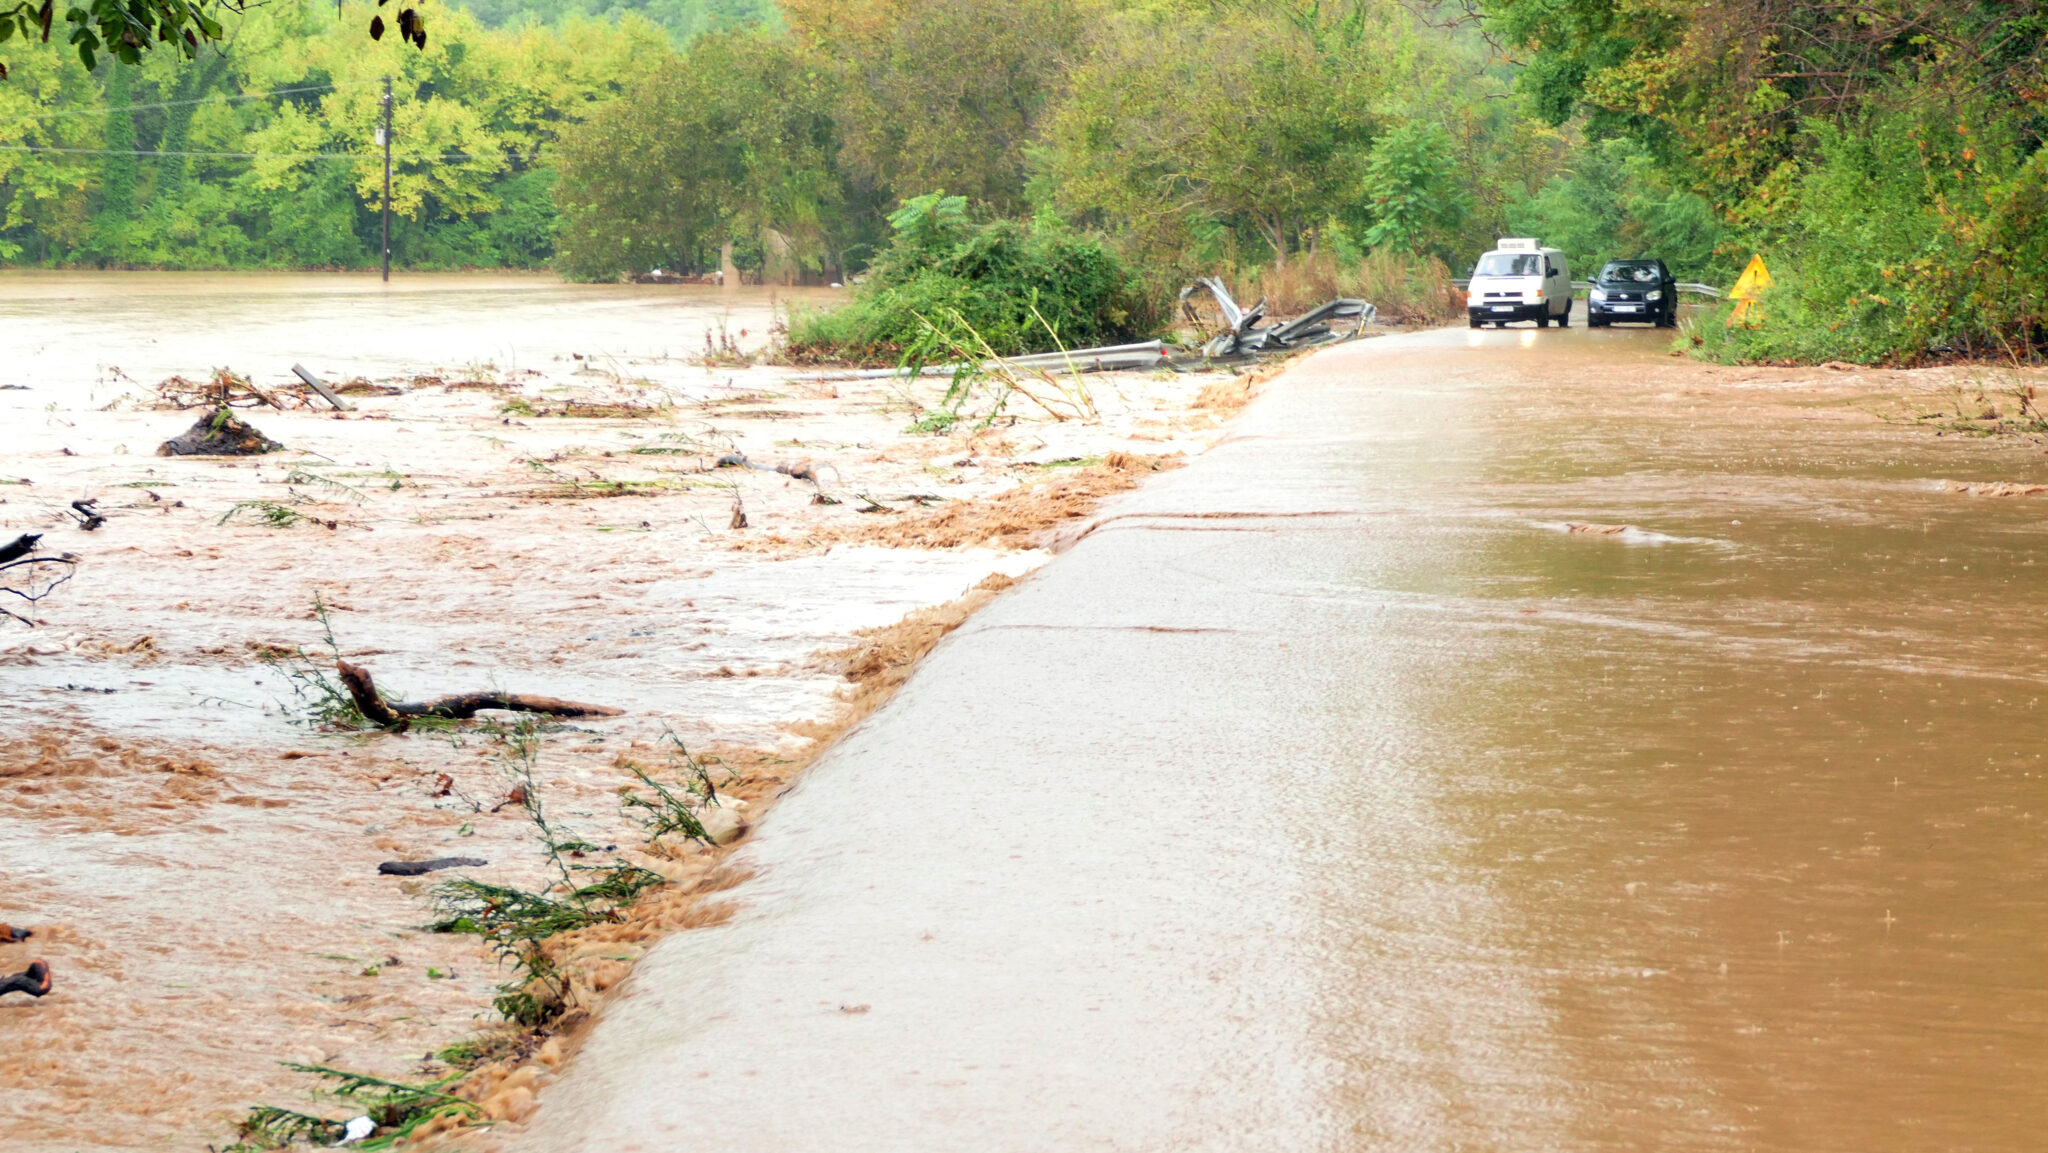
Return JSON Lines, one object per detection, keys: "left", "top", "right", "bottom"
{"left": 1590, "top": 288, "right": 1607, "bottom": 302}
{"left": 1647, "top": 290, "right": 1663, "bottom": 302}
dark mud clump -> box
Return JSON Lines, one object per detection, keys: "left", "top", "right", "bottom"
{"left": 158, "top": 408, "right": 282, "bottom": 457}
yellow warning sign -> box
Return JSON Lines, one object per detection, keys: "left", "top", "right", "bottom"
{"left": 1728, "top": 254, "right": 1772, "bottom": 325}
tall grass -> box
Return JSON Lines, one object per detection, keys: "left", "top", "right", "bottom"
{"left": 1230, "top": 249, "right": 1462, "bottom": 324}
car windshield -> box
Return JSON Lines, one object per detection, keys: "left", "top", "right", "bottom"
{"left": 1475, "top": 253, "right": 1542, "bottom": 277}
{"left": 1601, "top": 262, "right": 1661, "bottom": 283}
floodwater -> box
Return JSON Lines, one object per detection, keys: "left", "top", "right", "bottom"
{"left": 0, "top": 270, "right": 1233, "bottom": 1150}
{"left": 521, "top": 324, "right": 2047, "bottom": 1151}
{"left": 0, "top": 271, "right": 834, "bottom": 393}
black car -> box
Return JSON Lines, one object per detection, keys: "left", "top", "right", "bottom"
{"left": 1588, "top": 259, "right": 1677, "bottom": 327}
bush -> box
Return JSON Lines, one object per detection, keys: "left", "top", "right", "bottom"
{"left": 786, "top": 195, "right": 1153, "bottom": 363}
{"left": 1702, "top": 98, "right": 2048, "bottom": 365}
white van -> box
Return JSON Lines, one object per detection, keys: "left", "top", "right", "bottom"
{"left": 1466, "top": 238, "right": 1571, "bottom": 328}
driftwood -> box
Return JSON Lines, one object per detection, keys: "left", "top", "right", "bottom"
{"left": 336, "top": 660, "right": 624, "bottom": 724}
{"left": 378, "top": 856, "right": 487, "bottom": 876}
{"left": 1, "top": 547, "right": 78, "bottom": 627}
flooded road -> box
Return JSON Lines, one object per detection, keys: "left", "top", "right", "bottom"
{"left": 520, "top": 325, "right": 2047, "bottom": 1151}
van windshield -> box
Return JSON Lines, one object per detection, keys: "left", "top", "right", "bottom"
{"left": 1475, "top": 253, "right": 1543, "bottom": 278}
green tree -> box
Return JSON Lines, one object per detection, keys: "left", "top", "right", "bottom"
{"left": 3, "top": 0, "right": 668, "bottom": 269}
{"left": 93, "top": 58, "right": 137, "bottom": 232}
{"left": 1038, "top": 4, "right": 1389, "bottom": 270}
{"left": 1361, "top": 122, "right": 1468, "bottom": 255}
{"left": 783, "top": 0, "right": 1091, "bottom": 213}
{"left": 553, "top": 28, "right": 844, "bottom": 279}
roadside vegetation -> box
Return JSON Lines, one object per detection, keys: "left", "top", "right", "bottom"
{"left": 1491, "top": 0, "right": 2048, "bottom": 364}
{"left": 783, "top": 194, "right": 1154, "bottom": 363}
{"left": 2, "top": 0, "right": 2041, "bottom": 363}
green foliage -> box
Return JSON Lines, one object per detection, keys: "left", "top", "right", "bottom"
{"left": 1038, "top": 4, "right": 1387, "bottom": 271}
{"left": 1508, "top": 135, "right": 1726, "bottom": 281}
{"left": 1361, "top": 122, "right": 1469, "bottom": 254}
{"left": 1484, "top": 0, "right": 2048, "bottom": 361}
{"left": 1693, "top": 97, "right": 2048, "bottom": 364}
{"left": 782, "top": 0, "right": 1087, "bottom": 213}
{"left": 229, "top": 1064, "right": 479, "bottom": 1151}
{"left": 259, "top": 593, "right": 373, "bottom": 729}
{"left": 618, "top": 728, "right": 720, "bottom": 842}
{"left": 447, "top": 0, "right": 780, "bottom": 41}
{"left": 94, "top": 62, "right": 136, "bottom": 233}
{"left": 788, "top": 205, "right": 1149, "bottom": 362}
{"left": 428, "top": 718, "right": 662, "bottom": 1027}
{"left": 552, "top": 26, "right": 842, "bottom": 280}
{"left": 1, "top": 0, "right": 669, "bottom": 269}
{"left": 885, "top": 191, "right": 967, "bottom": 249}
{"left": 219, "top": 499, "right": 314, "bottom": 528}
{"left": 0, "top": 0, "right": 227, "bottom": 72}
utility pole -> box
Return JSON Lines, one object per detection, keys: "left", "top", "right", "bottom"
{"left": 380, "top": 76, "right": 393, "bottom": 283}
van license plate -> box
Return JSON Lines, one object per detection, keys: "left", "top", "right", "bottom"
{"left": 1490, "top": 306, "right": 1513, "bottom": 312}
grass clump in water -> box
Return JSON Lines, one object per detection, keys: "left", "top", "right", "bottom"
{"left": 227, "top": 1065, "right": 479, "bottom": 1151}
{"left": 427, "top": 718, "right": 663, "bottom": 1027}
{"left": 258, "top": 594, "right": 371, "bottom": 730}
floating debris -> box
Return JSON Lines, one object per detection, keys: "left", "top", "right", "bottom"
{"left": 378, "top": 857, "right": 489, "bottom": 877}
{"left": 158, "top": 408, "right": 283, "bottom": 457}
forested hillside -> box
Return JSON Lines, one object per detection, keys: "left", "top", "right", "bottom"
{"left": 1, "top": 0, "right": 2041, "bottom": 362}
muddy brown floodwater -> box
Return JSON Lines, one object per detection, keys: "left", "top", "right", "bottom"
{"left": 510, "top": 323, "right": 2048, "bottom": 1152}
{"left": 0, "top": 272, "right": 1235, "bottom": 1151}
{"left": 0, "top": 270, "right": 831, "bottom": 391}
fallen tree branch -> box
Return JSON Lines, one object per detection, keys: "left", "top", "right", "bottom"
{"left": 1, "top": 551, "right": 79, "bottom": 627}
{"left": 336, "top": 660, "right": 624, "bottom": 723}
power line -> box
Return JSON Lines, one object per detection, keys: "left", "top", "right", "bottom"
{"left": 2, "top": 78, "right": 389, "bottom": 120}
{"left": 0, "top": 144, "right": 487, "bottom": 162}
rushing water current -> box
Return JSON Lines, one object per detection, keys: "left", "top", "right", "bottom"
{"left": 519, "top": 324, "right": 2047, "bottom": 1151}
{"left": 0, "top": 270, "right": 823, "bottom": 393}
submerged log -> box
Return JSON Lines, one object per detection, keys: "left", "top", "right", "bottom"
{"left": 336, "top": 660, "right": 624, "bottom": 724}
